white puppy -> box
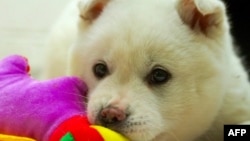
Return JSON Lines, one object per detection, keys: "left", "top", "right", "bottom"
{"left": 44, "top": 0, "right": 250, "bottom": 141}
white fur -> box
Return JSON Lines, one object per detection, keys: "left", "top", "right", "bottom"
{"left": 44, "top": 0, "right": 250, "bottom": 140}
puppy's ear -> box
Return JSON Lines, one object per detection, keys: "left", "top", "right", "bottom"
{"left": 177, "top": 0, "right": 226, "bottom": 35}
{"left": 79, "top": 0, "right": 110, "bottom": 21}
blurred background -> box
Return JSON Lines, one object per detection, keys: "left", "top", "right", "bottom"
{"left": 0, "top": 0, "right": 249, "bottom": 78}
{"left": 0, "top": 0, "right": 70, "bottom": 78}
{"left": 223, "top": 0, "right": 250, "bottom": 71}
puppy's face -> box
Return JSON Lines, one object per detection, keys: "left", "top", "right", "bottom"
{"left": 69, "top": 0, "right": 230, "bottom": 140}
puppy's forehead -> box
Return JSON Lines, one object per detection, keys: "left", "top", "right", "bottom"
{"left": 105, "top": 41, "right": 152, "bottom": 70}
{"left": 82, "top": 0, "right": 200, "bottom": 73}
{"left": 99, "top": 36, "right": 180, "bottom": 76}
{"left": 85, "top": 23, "right": 192, "bottom": 75}
{"left": 87, "top": 0, "right": 194, "bottom": 62}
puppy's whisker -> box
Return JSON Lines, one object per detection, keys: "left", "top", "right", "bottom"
{"left": 59, "top": 91, "right": 88, "bottom": 99}
{"left": 59, "top": 91, "right": 87, "bottom": 96}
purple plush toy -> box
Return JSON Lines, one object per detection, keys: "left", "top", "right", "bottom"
{"left": 0, "top": 55, "right": 87, "bottom": 141}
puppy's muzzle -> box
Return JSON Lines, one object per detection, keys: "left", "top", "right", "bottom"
{"left": 98, "top": 106, "right": 127, "bottom": 126}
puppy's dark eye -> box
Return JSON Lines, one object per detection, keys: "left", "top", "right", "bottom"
{"left": 147, "top": 68, "right": 171, "bottom": 85}
{"left": 93, "top": 62, "right": 109, "bottom": 79}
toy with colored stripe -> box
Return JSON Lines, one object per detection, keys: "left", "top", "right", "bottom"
{"left": 0, "top": 134, "right": 35, "bottom": 141}
{"left": 0, "top": 55, "right": 128, "bottom": 141}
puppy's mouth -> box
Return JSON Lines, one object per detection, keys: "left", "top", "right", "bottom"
{"left": 90, "top": 106, "right": 146, "bottom": 137}
{"left": 93, "top": 107, "right": 152, "bottom": 140}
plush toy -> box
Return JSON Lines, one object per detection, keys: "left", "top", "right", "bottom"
{"left": 0, "top": 55, "right": 129, "bottom": 141}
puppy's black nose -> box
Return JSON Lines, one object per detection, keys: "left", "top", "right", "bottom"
{"left": 98, "top": 106, "right": 127, "bottom": 126}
